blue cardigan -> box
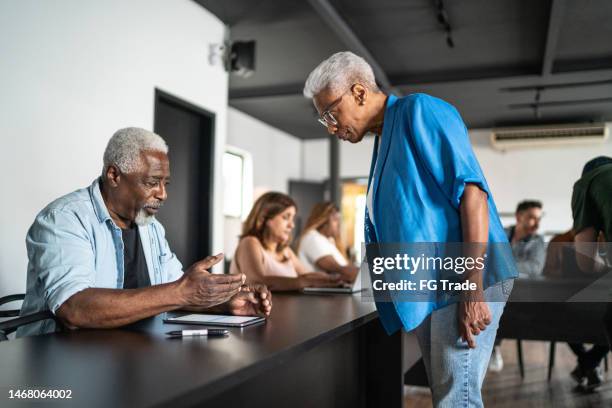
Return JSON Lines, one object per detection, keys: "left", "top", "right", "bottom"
{"left": 364, "top": 93, "right": 518, "bottom": 334}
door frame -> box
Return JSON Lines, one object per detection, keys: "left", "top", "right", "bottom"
{"left": 153, "top": 88, "right": 216, "bottom": 257}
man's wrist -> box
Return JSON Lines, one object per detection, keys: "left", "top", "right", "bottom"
{"left": 169, "top": 279, "right": 189, "bottom": 308}
{"left": 208, "top": 302, "right": 231, "bottom": 314}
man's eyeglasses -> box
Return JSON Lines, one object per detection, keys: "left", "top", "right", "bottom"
{"left": 317, "top": 89, "right": 350, "bottom": 128}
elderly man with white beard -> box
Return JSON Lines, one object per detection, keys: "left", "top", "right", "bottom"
{"left": 18, "top": 127, "right": 271, "bottom": 336}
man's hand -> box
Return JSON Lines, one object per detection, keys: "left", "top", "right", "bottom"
{"left": 227, "top": 284, "right": 272, "bottom": 317}
{"left": 458, "top": 297, "right": 492, "bottom": 349}
{"left": 176, "top": 254, "right": 245, "bottom": 309}
{"left": 299, "top": 272, "right": 342, "bottom": 288}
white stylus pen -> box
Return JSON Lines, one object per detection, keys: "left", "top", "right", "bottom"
{"left": 165, "top": 329, "right": 229, "bottom": 337}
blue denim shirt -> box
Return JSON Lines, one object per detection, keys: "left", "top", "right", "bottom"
{"left": 505, "top": 226, "right": 546, "bottom": 278}
{"left": 365, "top": 94, "right": 518, "bottom": 334}
{"left": 17, "top": 178, "right": 183, "bottom": 336}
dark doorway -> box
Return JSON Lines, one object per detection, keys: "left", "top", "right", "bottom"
{"left": 154, "top": 89, "right": 215, "bottom": 267}
{"left": 288, "top": 180, "right": 326, "bottom": 245}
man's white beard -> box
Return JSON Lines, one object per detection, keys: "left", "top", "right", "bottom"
{"left": 134, "top": 208, "right": 155, "bottom": 226}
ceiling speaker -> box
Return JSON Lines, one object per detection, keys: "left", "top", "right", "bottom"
{"left": 230, "top": 41, "right": 256, "bottom": 78}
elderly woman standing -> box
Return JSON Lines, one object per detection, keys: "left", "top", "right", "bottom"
{"left": 303, "top": 52, "right": 517, "bottom": 407}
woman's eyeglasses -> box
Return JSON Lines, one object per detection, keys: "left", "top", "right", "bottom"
{"left": 317, "top": 89, "right": 351, "bottom": 128}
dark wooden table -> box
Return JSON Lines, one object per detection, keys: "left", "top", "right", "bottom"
{"left": 405, "top": 277, "right": 612, "bottom": 386}
{"left": 0, "top": 293, "right": 402, "bottom": 408}
{"left": 497, "top": 277, "right": 611, "bottom": 380}
{"left": 498, "top": 277, "right": 610, "bottom": 344}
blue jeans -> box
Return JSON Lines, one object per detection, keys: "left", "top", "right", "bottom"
{"left": 415, "top": 279, "right": 513, "bottom": 408}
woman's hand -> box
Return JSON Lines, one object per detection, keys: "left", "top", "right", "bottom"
{"left": 458, "top": 298, "right": 491, "bottom": 349}
{"left": 458, "top": 184, "right": 491, "bottom": 349}
{"left": 298, "top": 272, "right": 342, "bottom": 288}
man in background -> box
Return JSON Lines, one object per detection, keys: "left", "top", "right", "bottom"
{"left": 490, "top": 200, "right": 546, "bottom": 372}
{"left": 505, "top": 200, "right": 546, "bottom": 279}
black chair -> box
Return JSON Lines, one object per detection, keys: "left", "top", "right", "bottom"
{"left": 0, "top": 294, "right": 25, "bottom": 318}
{"left": 0, "top": 294, "right": 56, "bottom": 341}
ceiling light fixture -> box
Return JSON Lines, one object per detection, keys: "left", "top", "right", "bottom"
{"left": 434, "top": 0, "right": 455, "bottom": 48}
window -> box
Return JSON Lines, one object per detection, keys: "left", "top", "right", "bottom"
{"left": 223, "top": 152, "right": 244, "bottom": 218}
{"left": 222, "top": 147, "right": 253, "bottom": 219}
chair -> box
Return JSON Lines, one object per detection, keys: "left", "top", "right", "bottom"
{"left": 0, "top": 294, "right": 25, "bottom": 318}
{"left": 0, "top": 294, "right": 56, "bottom": 341}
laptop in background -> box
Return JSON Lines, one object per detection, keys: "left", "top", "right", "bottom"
{"left": 302, "top": 266, "right": 367, "bottom": 294}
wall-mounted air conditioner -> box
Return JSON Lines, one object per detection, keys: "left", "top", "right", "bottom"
{"left": 490, "top": 123, "right": 609, "bottom": 150}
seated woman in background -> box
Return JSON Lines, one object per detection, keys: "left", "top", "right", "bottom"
{"left": 297, "top": 202, "right": 359, "bottom": 282}
{"left": 231, "top": 192, "right": 341, "bottom": 291}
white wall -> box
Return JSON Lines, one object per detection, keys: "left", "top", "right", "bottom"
{"left": 224, "top": 107, "right": 303, "bottom": 260}
{"left": 302, "top": 137, "right": 375, "bottom": 180}
{"left": 227, "top": 107, "right": 303, "bottom": 193}
{"left": 0, "top": 0, "right": 229, "bottom": 296}
{"left": 470, "top": 128, "right": 612, "bottom": 234}
{"left": 302, "top": 129, "right": 612, "bottom": 235}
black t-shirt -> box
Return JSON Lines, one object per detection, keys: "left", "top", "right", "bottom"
{"left": 122, "top": 224, "right": 151, "bottom": 289}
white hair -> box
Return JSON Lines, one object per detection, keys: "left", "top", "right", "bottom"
{"left": 102, "top": 127, "right": 168, "bottom": 176}
{"left": 303, "top": 51, "right": 380, "bottom": 99}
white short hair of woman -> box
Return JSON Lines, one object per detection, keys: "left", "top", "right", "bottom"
{"left": 303, "top": 51, "right": 380, "bottom": 99}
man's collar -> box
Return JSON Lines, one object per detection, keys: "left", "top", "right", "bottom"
{"left": 89, "top": 178, "right": 113, "bottom": 224}
{"left": 512, "top": 225, "right": 539, "bottom": 242}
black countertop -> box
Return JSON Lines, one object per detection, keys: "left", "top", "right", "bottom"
{"left": 0, "top": 293, "right": 378, "bottom": 407}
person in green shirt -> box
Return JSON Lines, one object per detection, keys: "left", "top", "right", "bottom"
{"left": 570, "top": 155, "right": 612, "bottom": 391}
{"left": 572, "top": 156, "right": 612, "bottom": 272}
